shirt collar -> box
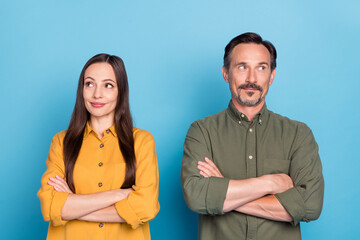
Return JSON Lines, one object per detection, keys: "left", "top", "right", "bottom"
{"left": 227, "top": 100, "right": 268, "bottom": 125}
{"left": 83, "top": 122, "right": 117, "bottom": 138}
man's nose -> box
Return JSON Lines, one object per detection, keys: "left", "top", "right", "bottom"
{"left": 246, "top": 69, "right": 257, "bottom": 83}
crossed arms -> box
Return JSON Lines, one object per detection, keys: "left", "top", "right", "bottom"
{"left": 48, "top": 175, "right": 130, "bottom": 222}
{"left": 197, "top": 157, "right": 293, "bottom": 222}
{"left": 37, "top": 131, "right": 159, "bottom": 228}
{"left": 181, "top": 122, "right": 324, "bottom": 225}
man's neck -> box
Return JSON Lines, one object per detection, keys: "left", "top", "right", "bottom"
{"left": 231, "top": 99, "right": 265, "bottom": 122}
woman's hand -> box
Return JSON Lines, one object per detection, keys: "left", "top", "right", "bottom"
{"left": 48, "top": 175, "right": 73, "bottom": 194}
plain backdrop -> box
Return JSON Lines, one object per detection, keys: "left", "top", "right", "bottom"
{"left": 1, "top": 0, "right": 359, "bottom": 239}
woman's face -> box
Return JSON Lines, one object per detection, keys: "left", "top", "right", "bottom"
{"left": 83, "top": 62, "right": 118, "bottom": 122}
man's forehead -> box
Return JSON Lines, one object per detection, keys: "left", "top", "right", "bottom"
{"left": 230, "top": 43, "right": 271, "bottom": 64}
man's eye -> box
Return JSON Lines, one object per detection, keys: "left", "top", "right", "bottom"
{"left": 258, "top": 66, "right": 265, "bottom": 70}
{"left": 239, "top": 65, "right": 246, "bottom": 70}
{"left": 105, "top": 83, "right": 114, "bottom": 89}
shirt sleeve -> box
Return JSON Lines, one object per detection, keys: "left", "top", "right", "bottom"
{"left": 275, "top": 124, "right": 324, "bottom": 226}
{"left": 37, "top": 132, "right": 70, "bottom": 227}
{"left": 181, "top": 122, "right": 230, "bottom": 215}
{"left": 115, "top": 130, "right": 160, "bottom": 229}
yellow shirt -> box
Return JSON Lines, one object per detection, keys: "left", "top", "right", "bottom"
{"left": 37, "top": 123, "right": 160, "bottom": 240}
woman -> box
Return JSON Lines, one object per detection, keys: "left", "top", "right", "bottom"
{"left": 37, "top": 54, "right": 160, "bottom": 240}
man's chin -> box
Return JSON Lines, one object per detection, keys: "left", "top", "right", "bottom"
{"left": 237, "top": 96, "right": 263, "bottom": 107}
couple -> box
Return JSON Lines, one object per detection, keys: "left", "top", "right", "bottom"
{"left": 38, "top": 32, "right": 324, "bottom": 240}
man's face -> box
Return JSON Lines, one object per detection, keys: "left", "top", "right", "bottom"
{"left": 222, "top": 43, "right": 276, "bottom": 107}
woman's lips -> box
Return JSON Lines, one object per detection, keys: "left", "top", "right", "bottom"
{"left": 91, "top": 102, "right": 105, "bottom": 108}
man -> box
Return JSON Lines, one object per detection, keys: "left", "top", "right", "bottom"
{"left": 181, "top": 32, "right": 324, "bottom": 240}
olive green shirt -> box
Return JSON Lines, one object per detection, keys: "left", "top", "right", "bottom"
{"left": 181, "top": 102, "right": 324, "bottom": 240}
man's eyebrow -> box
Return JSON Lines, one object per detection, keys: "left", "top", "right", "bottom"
{"left": 259, "top": 62, "right": 269, "bottom": 66}
{"left": 234, "top": 62, "right": 247, "bottom": 66}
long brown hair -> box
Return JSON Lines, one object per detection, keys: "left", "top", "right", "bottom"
{"left": 63, "top": 54, "right": 136, "bottom": 192}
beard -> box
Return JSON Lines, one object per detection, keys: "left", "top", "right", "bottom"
{"left": 235, "top": 83, "right": 264, "bottom": 107}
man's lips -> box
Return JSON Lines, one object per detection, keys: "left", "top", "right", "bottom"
{"left": 242, "top": 88, "right": 258, "bottom": 91}
{"left": 91, "top": 102, "right": 105, "bottom": 108}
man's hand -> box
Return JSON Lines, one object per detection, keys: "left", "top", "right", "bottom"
{"left": 197, "top": 158, "right": 293, "bottom": 194}
{"left": 260, "top": 174, "right": 294, "bottom": 194}
{"left": 197, "top": 157, "right": 224, "bottom": 178}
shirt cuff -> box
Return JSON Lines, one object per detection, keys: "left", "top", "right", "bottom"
{"left": 50, "top": 191, "right": 70, "bottom": 226}
{"left": 275, "top": 187, "right": 306, "bottom": 226}
{"left": 115, "top": 198, "right": 142, "bottom": 229}
{"left": 206, "top": 177, "right": 230, "bottom": 215}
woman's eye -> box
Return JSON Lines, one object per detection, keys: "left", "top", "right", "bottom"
{"left": 85, "top": 82, "right": 94, "bottom": 87}
{"left": 105, "top": 83, "right": 114, "bottom": 89}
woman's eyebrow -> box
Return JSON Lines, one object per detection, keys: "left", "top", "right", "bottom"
{"left": 84, "top": 76, "right": 115, "bottom": 83}
{"left": 102, "top": 79, "right": 116, "bottom": 83}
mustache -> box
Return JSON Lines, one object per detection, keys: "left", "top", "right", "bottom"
{"left": 239, "top": 83, "right": 263, "bottom": 91}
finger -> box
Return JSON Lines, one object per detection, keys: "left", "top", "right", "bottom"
{"left": 199, "top": 170, "right": 210, "bottom": 178}
{"left": 53, "top": 185, "right": 66, "bottom": 192}
{"left": 52, "top": 182, "right": 67, "bottom": 192}
{"left": 56, "top": 175, "right": 73, "bottom": 193}
{"left": 48, "top": 178, "right": 61, "bottom": 188}
{"left": 198, "top": 161, "right": 219, "bottom": 176}
{"left": 199, "top": 163, "right": 218, "bottom": 176}
{"left": 53, "top": 175, "right": 70, "bottom": 191}
{"left": 204, "top": 158, "right": 224, "bottom": 177}
{"left": 49, "top": 177, "right": 69, "bottom": 192}
{"left": 197, "top": 164, "right": 215, "bottom": 177}
{"left": 55, "top": 175, "right": 68, "bottom": 185}
{"left": 204, "top": 157, "right": 218, "bottom": 169}
{"left": 204, "top": 157, "right": 223, "bottom": 176}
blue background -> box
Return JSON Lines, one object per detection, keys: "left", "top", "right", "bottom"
{"left": 1, "top": 0, "right": 359, "bottom": 239}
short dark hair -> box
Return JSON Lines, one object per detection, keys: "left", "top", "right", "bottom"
{"left": 223, "top": 32, "right": 277, "bottom": 71}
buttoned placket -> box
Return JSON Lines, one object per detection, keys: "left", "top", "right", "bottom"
{"left": 98, "top": 141, "right": 104, "bottom": 189}
{"left": 98, "top": 129, "right": 110, "bottom": 169}
{"left": 243, "top": 116, "right": 258, "bottom": 240}
{"left": 97, "top": 132, "right": 109, "bottom": 231}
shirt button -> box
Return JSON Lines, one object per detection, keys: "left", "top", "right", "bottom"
{"left": 99, "top": 222, "right": 103, "bottom": 228}
{"left": 249, "top": 155, "right": 253, "bottom": 159}
{"left": 100, "top": 143, "right": 104, "bottom": 148}
{"left": 238, "top": 121, "right": 242, "bottom": 125}
{"left": 98, "top": 162, "right": 103, "bottom": 167}
{"left": 241, "top": 114, "right": 245, "bottom": 118}
{"left": 249, "top": 128, "right": 253, "bottom": 132}
{"left": 98, "top": 182, "right": 103, "bottom": 187}
{"left": 106, "top": 129, "right": 110, "bottom": 134}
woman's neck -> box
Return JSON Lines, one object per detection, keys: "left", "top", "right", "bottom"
{"left": 89, "top": 116, "right": 114, "bottom": 139}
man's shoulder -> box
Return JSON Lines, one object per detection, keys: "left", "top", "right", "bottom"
{"left": 268, "top": 109, "right": 312, "bottom": 133}
{"left": 191, "top": 109, "right": 228, "bottom": 128}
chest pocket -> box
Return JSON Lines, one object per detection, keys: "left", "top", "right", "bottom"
{"left": 263, "top": 158, "right": 290, "bottom": 175}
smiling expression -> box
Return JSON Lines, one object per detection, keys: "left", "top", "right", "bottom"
{"left": 83, "top": 62, "right": 118, "bottom": 121}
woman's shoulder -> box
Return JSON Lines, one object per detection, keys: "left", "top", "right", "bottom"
{"left": 51, "top": 130, "right": 67, "bottom": 144}
{"left": 54, "top": 130, "right": 67, "bottom": 138}
{"left": 133, "top": 127, "right": 154, "bottom": 141}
